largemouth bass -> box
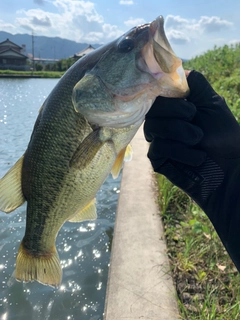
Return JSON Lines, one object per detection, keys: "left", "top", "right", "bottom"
{"left": 0, "top": 16, "right": 189, "bottom": 287}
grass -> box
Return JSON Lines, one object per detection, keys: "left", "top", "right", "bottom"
{"left": 0, "top": 69, "right": 63, "bottom": 78}
{"left": 156, "top": 173, "right": 240, "bottom": 319}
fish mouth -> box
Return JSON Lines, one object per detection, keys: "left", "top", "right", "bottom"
{"left": 72, "top": 16, "right": 189, "bottom": 128}
{"left": 108, "top": 15, "right": 189, "bottom": 100}
{"left": 139, "top": 15, "right": 189, "bottom": 98}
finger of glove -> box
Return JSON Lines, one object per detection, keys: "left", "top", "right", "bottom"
{"left": 147, "top": 139, "right": 206, "bottom": 168}
{"left": 146, "top": 96, "right": 197, "bottom": 121}
{"left": 144, "top": 118, "right": 203, "bottom": 145}
{"left": 186, "top": 70, "right": 225, "bottom": 107}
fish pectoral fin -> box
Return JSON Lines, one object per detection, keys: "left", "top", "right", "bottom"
{"left": 111, "top": 144, "right": 133, "bottom": 179}
{"left": 69, "top": 198, "right": 97, "bottom": 222}
{"left": 0, "top": 155, "right": 25, "bottom": 213}
{"left": 15, "top": 241, "right": 62, "bottom": 288}
{"left": 70, "top": 129, "right": 108, "bottom": 169}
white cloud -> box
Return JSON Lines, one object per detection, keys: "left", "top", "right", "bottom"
{"left": 197, "top": 16, "right": 233, "bottom": 33}
{"left": 53, "top": 0, "right": 104, "bottom": 23}
{"left": 0, "top": 19, "right": 15, "bottom": 31}
{"left": 165, "top": 15, "right": 190, "bottom": 29}
{"left": 165, "top": 14, "right": 233, "bottom": 36}
{"left": 162, "top": 14, "right": 235, "bottom": 59}
{"left": 167, "top": 30, "right": 190, "bottom": 45}
{"left": 13, "top": 1, "right": 117, "bottom": 43}
{"left": 102, "top": 24, "right": 124, "bottom": 39}
{"left": 124, "top": 17, "right": 146, "bottom": 27}
{"left": 119, "top": 0, "right": 134, "bottom": 5}
{"left": 16, "top": 9, "right": 54, "bottom": 32}
{"left": 83, "top": 31, "right": 103, "bottom": 42}
{"left": 31, "top": 16, "right": 52, "bottom": 27}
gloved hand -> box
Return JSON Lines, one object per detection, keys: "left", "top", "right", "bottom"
{"left": 144, "top": 70, "right": 240, "bottom": 271}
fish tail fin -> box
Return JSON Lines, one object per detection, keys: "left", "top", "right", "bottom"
{"left": 15, "top": 241, "right": 62, "bottom": 288}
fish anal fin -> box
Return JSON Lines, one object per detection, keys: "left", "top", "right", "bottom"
{"left": 69, "top": 198, "right": 97, "bottom": 222}
{"left": 111, "top": 144, "right": 133, "bottom": 179}
{"left": 0, "top": 155, "right": 25, "bottom": 213}
{"left": 15, "top": 242, "right": 62, "bottom": 288}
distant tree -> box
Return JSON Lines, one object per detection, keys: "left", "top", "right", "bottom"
{"left": 44, "top": 64, "right": 51, "bottom": 71}
{"left": 35, "top": 63, "right": 43, "bottom": 71}
{"left": 56, "top": 60, "right": 62, "bottom": 72}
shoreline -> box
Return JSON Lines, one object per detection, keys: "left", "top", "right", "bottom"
{"left": 0, "top": 72, "right": 62, "bottom": 79}
{"left": 0, "top": 74, "right": 44, "bottom": 78}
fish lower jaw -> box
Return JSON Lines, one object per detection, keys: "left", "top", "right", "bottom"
{"left": 87, "top": 111, "right": 144, "bottom": 128}
{"left": 87, "top": 96, "right": 153, "bottom": 128}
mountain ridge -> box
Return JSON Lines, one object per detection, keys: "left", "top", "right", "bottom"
{"left": 0, "top": 31, "right": 102, "bottom": 59}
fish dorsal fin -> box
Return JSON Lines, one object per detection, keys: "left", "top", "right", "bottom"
{"left": 0, "top": 155, "right": 25, "bottom": 213}
{"left": 111, "top": 144, "right": 133, "bottom": 179}
{"left": 68, "top": 198, "right": 97, "bottom": 222}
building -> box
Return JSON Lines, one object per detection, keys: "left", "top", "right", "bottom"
{"left": 0, "top": 39, "right": 29, "bottom": 70}
{"left": 73, "top": 44, "right": 95, "bottom": 60}
{"left": 32, "top": 57, "right": 59, "bottom": 65}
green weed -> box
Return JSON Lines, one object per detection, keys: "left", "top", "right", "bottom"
{"left": 156, "top": 175, "right": 240, "bottom": 319}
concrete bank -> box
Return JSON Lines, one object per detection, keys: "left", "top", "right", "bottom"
{"left": 104, "top": 127, "right": 179, "bottom": 320}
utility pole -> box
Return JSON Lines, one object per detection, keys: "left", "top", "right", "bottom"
{"left": 32, "top": 31, "right": 35, "bottom": 74}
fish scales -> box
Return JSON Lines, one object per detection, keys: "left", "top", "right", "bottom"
{"left": 22, "top": 85, "right": 91, "bottom": 252}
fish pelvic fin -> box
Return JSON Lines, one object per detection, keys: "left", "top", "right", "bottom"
{"left": 69, "top": 198, "right": 97, "bottom": 222}
{"left": 111, "top": 144, "right": 133, "bottom": 179}
{"left": 0, "top": 155, "right": 25, "bottom": 213}
{"left": 124, "top": 144, "right": 133, "bottom": 162}
{"left": 15, "top": 241, "right": 62, "bottom": 288}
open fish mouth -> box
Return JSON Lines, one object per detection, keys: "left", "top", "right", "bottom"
{"left": 138, "top": 15, "right": 189, "bottom": 97}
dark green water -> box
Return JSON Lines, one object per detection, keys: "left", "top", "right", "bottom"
{"left": 0, "top": 78, "right": 120, "bottom": 320}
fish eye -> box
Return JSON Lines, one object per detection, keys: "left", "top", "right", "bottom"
{"left": 118, "top": 38, "right": 134, "bottom": 53}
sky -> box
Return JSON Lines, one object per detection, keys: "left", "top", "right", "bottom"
{"left": 0, "top": 0, "right": 240, "bottom": 59}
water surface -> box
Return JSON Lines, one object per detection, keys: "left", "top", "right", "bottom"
{"left": 0, "top": 78, "right": 120, "bottom": 320}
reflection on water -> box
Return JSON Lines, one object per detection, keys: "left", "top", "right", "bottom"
{"left": 0, "top": 79, "right": 120, "bottom": 320}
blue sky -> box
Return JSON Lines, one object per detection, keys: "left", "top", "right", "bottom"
{"left": 0, "top": 0, "right": 239, "bottom": 59}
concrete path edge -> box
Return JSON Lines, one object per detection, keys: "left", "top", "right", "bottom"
{"left": 103, "top": 127, "right": 180, "bottom": 320}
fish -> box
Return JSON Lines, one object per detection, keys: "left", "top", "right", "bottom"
{"left": 0, "top": 15, "right": 189, "bottom": 287}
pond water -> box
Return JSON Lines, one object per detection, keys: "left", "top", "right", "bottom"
{"left": 0, "top": 78, "right": 120, "bottom": 320}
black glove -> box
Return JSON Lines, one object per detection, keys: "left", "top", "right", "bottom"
{"left": 144, "top": 70, "right": 240, "bottom": 271}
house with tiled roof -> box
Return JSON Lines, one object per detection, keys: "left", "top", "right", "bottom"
{"left": 73, "top": 44, "right": 95, "bottom": 59}
{"left": 0, "top": 39, "right": 28, "bottom": 70}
